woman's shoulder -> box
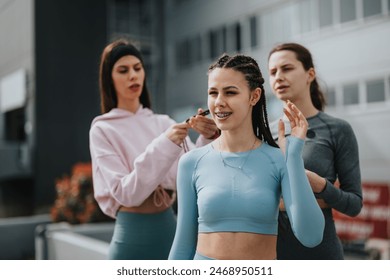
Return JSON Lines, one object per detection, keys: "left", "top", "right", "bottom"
{"left": 152, "top": 113, "right": 176, "bottom": 123}
{"left": 143, "top": 108, "right": 177, "bottom": 127}
{"left": 179, "top": 144, "right": 212, "bottom": 166}
{"left": 256, "top": 142, "right": 284, "bottom": 164}
{"left": 91, "top": 108, "right": 132, "bottom": 126}
{"left": 317, "top": 111, "right": 352, "bottom": 128}
{"left": 316, "top": 112, "right": 356, "bottom": 140}
{"left": 260, "top": 141, "right": 281, "bottom": 153}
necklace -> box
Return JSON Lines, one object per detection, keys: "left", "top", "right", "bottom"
{"left": 218, "top": 138, "right": 257, "bottom": 170}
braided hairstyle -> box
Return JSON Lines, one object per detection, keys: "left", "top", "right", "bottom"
{"left": 208, "top": 54, "right": 278, "bottom": 148}
{"left": 268, "top": 42, "right": 326, "bottom": 111}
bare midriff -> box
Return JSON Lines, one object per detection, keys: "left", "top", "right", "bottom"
{"left": 197, "top": 232, "right": 277, "bottom": 260}
{"left": 118, "top": 188, "right": 174, "bottom": 214}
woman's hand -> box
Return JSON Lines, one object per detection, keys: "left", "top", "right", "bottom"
{"left": 305, "top": 169, "right": 327, "bottom": 193}
{"left": 278, "top": 100, "right": 308, "bottom": 154}
{"left": 165, "top": 123, "right": 190, "bottom": 146}
{"left": 188, "top": 108, "right": 219, "bottom": 139}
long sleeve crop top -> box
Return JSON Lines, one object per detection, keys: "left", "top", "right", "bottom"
{"left": 168, "top": 137, "right": 325, "bottom": 259}
{"left": 89, "top": 106, "right": 210, "bottom": 218}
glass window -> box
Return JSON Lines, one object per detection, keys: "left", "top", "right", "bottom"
{"left": 187, "top": 39, "right": 194, "bottom": 67}
{"left": 388, "top": 0, "right": 390, "bottom": 12}
{"left": 193, "top": 35, "right": 202, "bottom": 62}
{"left": 319, "top": 0, "right": 333, "bottom": 27}
{"left": 175, "top": 40, "right": 187, "bottom": 69}
{"left": 175, "top": 42, "right": 181, "bottom": 70}
{"left": 363, "top": 0, "right": 382, "bottom": 18}
{"left": 5, "top": 107, "right": 26, "bottom": 141}
{"left": 235, "top": 23, "right": 242, "bottom": 52}
{"left": 343, "top": 83, "right": 359, "bottom": 105}
{"left": 340, "top": 0, "right": 356, "bottom": 23}
{"left": 173, "top": 0, "right": 190, "bottom": 6}
{"left": 176, "top": 38, "right": 197, "bottom": 69}
{"left": 250, "top": 16, "right": 258, "bottom": 48}
{"left": 366, "top": 79, "right": 385, "bottom": 103}
{"left": 209, "top": 27, "right": 226, "bottom": 59}
{"left": 209, "top": 30, "right": 218, "bottom": 59}
{"left": 222, "top": 26, "right": 227, "bottom": 53}
{"left": 226, "top": 23, "right": 241, "bottom": 53}
{"left": 325, "top": 88, "right": 336, "bottom": 107}
{"left": 299, "top": 0, "right": 312, "bottom": 33}
{"left": 114, "top": 0, "right": 131, "bottom": 34}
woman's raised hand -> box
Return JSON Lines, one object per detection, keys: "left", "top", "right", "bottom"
{"left": 278, "top": 100, "right": 308, "bottom": 154}
{"left": 284, "top": 100, "right": 308, "bottom": 140}
{"left": 188, "top": 108, "right": 219, "bottom": 139}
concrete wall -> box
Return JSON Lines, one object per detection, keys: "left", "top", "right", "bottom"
{"left": 0, "top": 214, "right": 51, "bottom": 259}
{"left": 35, "top": 222, "right": 114, "bottom": 260}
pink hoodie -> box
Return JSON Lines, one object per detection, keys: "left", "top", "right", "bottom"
{"left": 89, "top": 106, "right": 210, "bottom": 218}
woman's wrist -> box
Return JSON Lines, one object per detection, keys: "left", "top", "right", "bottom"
{"left": 314, "top": 178, "right": 327, "bottom": 194}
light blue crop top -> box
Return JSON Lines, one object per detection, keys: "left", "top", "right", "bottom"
{"left": 168, "top": 137, "right": 325, "bottom": 260}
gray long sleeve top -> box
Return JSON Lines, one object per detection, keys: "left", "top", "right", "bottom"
{"left": 272, "top": 111, "right": 363, "bottom": 217}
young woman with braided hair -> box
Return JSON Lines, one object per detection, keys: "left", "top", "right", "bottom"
{"left": 268, "top": 42, "right": 362, "bottom": 259}
{"left": 168, "top": 53, "right": 325, "bottom": 260}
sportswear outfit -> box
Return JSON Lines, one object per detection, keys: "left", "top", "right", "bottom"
{"left": 271, "top": 112, "right": 362, "bottom": 259}
{"left": 168, "top": 137, "right": 325, "bottom": 260}
{"left": 89, "top": 106, "right": 209, "bottom": 259}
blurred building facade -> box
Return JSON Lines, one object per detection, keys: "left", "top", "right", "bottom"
{"left": 0, "top": 0, "right": 164, "bottom": 216}
{"left": 164, "top": 0, "right": 390, "bottom": 184}
{"left": 163, "top": 0, "right": 390, "bottom": 248}
{"left": 0, "top": 0, "right": 389, "bottom": 246}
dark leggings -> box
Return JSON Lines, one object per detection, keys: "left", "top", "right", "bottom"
{"left": 277, "top": 209, "right": 344, "bottom": 260}
{"left": 109, "top": 208, "right": 176, "bottom": 260}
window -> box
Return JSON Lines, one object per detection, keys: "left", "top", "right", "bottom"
{"left": 176, "top": 39, "right": 191, "bottom": 69}
{"left": 340, "top": 0, "right": 356, "bottom": 23}
{"left": 343, "top": 83, "right": 359, "bottom": 105}
{"left": 234, "top": 23, "right": 242, "bottom": 52}
{"left": 114, "top": 0, "right": 131, "bottom": 34}
{"left": 209, "top": 30, "right": 218, "bottom": 59}
{"left": 209, "top": 27, "right": 226, "bottom": 59}
{"left": 222, "top": 26, "right": 227, "bottom": 53}
{"left": 319, "top": 0, "right": 333, "bottom": 27}
{"left": 325, "top": 88, "right": 336, "bottom": 107}
{"left": 225, "top": 23, "right": 241, "bottom": 53}
{"left": 5, "top": 107, "right": 26, "bottom": 141}
{"left": 192, "top": 35, "right": 202, "bottom": 62}
{"left": 363, "top": 0, "right": 382, "bottom": 18}
{"left": 366, "top": 79, "right": 385, "bottom": 103}
{"left": 173, "top": 0, "right": 191, "bottom": 6}
{"left": 298, "top": 0, "right": 313, "bottom": 33}
{"left": 250, "top": 16, "right": 258, "bottom": 48}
